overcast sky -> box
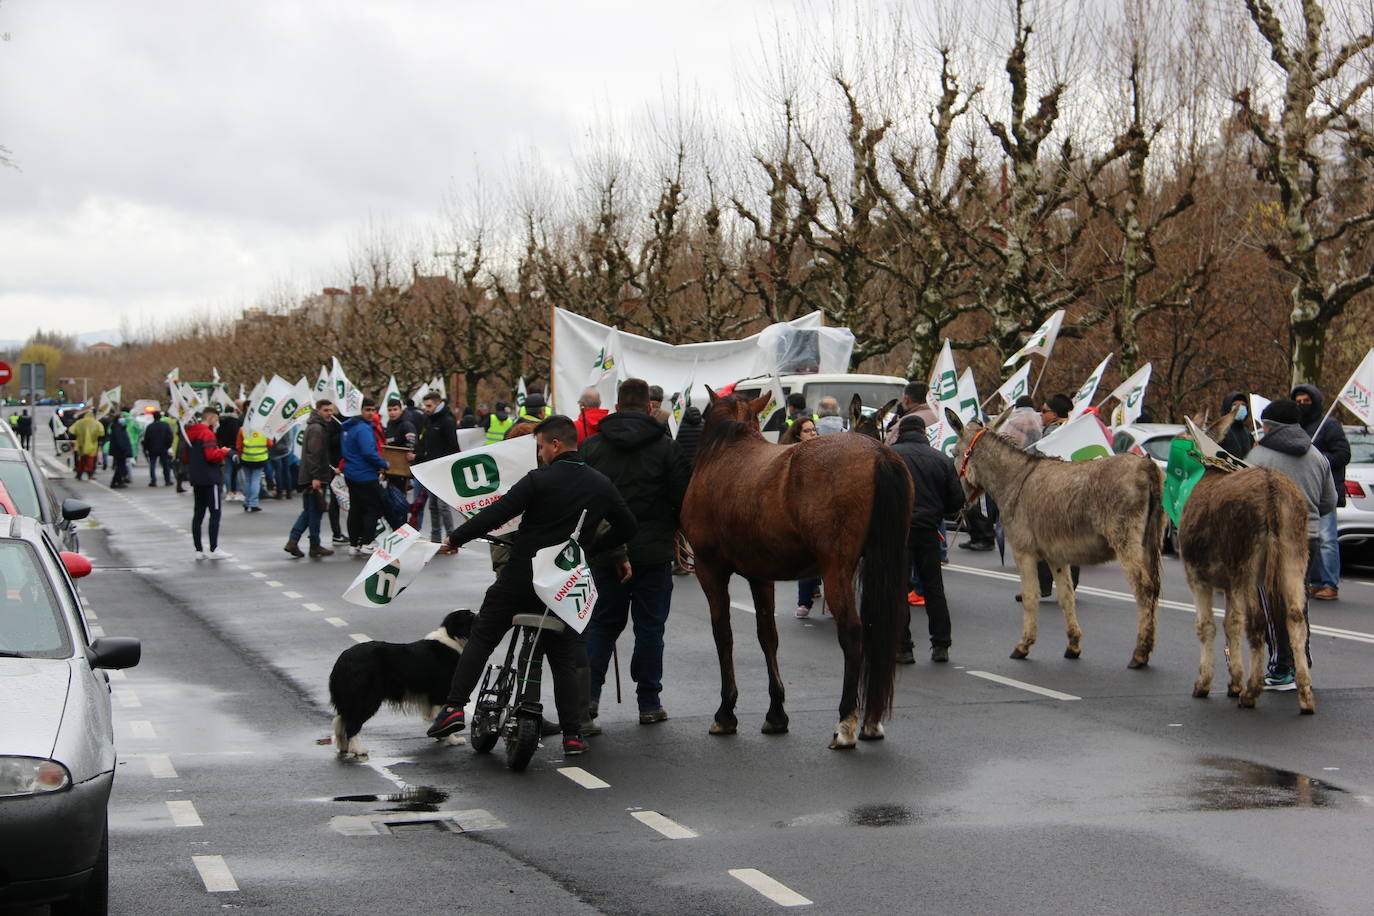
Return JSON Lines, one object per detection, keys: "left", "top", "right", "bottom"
{"left": 0, "top": 0, "right": 793, "bottom": 343}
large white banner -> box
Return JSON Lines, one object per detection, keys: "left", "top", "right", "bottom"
{"left": 1068, "top": 354, "right": 1113, "bottom": 421}
{"left": 247, "top": 376, "right": 313, "bottom": 440}
{"left": 552, "top": 308, "right": 841, "bottom": 414}
{"left": 1335, "top": 347, "right": 1374, "bottom": 425}
{"left": 409, "top": 435, "right": 538, "bottom": 536}
{"left": 342, "top": 525, "right": 442, "bottom": 607}
{"left": 1033, "top": 413, "right": 1113, "bottom": 461}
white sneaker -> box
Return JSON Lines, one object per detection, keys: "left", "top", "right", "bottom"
{"left": 207, "top": 549, "right": 233, "bottom": 560}
{"left": 347, "top": 545, "right": 361, "bottom": 556}
{"left": 194, "top": 551, "right": 208, "bottom": 560}
{"left": 359, "top": 543, "right": 376, "bottom": 554}
{"left": 794, "top": 605, "right": 811, "bottom": 618}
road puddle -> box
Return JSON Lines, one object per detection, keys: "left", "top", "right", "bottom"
{"left": 1185, "top": 756, "right": 1345, "bottom": 811}
{"left": 332, "top": 786, "right": 450, "bottom": 812}
{"left": 848, "top": 804, "right": 915, "bottom": 827}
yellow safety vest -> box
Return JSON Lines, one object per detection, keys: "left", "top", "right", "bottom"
{"left": 517, "top": 406, "right": 551, "bottom": 424}
{"left": 240, "top": 430, "right": 270, "bottom": 463}
{"left": 485, "top": 415, "right": 516, "bottom": 443}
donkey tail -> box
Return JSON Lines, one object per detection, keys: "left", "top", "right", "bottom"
{"left": 859, "top": 449, "right": 913, "bottom": 723}
{"left": 1143, "top": 460, "right": 1166, "bottom": 554}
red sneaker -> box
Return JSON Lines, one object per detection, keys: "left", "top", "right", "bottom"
{"left": 907, "top": 591, "right": 925, "bottom": 606}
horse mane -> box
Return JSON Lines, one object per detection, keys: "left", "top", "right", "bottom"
{"left": 697, "top": 417, "right": 758, "bottom": 462}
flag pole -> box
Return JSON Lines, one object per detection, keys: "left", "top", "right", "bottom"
{"left": 1029, "top": 356, "right": 1049, "bottom": 399}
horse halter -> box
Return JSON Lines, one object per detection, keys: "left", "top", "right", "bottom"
{"left": 957, "top": 428, "right": 987, "bottom": 505}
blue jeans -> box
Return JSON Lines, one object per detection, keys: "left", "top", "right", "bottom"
{"left": 797, "top": 578, "right": 821, "bottom": 608}
{"left": 585, "top": 561, "right": 673, "bottom": 710}
{"left": 289, "top": 489, "right": 325, "bottom": 546}
{"left": 240, "top": 463, "right": 266, "bottom": 508}
{"left": 1309, "top": 511, "right": 1340, "bottom": 590}
{"left": 222, "top": 455, "right": 238, "bottom": 492}
{"left": 148, "top": 452, "right": 172, "bottom": 484}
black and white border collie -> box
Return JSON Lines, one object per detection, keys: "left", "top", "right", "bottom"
{"left": 329, "top": 609, "right": 475, "bottom": 759}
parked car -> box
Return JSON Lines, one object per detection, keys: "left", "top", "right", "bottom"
{"left": 0, "top": 417, "right": 19, "bottom": 448}
{"left": 731, "top": 372, "right": 908, "bottom": 434}
{"left": 1337, "top": 425, "right": 1374, "bottom": 565}
{"left": 0, "top": 514, "right": 140, "bottom": 912}
{"left": 1110, "top": 423, "right": 1186, "bottom": 468}
{"left": 0, "top": 447, "right": 90, "bottom": 551}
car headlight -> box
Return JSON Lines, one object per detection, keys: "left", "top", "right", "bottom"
{"left": 0, "top": 757, "right": 72, "bottom": 796}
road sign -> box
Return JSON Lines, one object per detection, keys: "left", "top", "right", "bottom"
{"left": 0, "top": 362, "right": 10, "bottom": 386}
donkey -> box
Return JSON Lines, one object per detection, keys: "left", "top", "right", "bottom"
{"left": 945, "top": 409, "right": 1166, "bottom": 666}
{"left": 1179, "top": 409, "right": 1314, "bottom": 712}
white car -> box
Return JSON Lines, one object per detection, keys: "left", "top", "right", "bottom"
{"left": 1337, "top": 426, "right": 1374, "bottom": 559}
{"left": 1110, "top": 423, "right": 1186, "bottom": 469}
{"left": 730, "top": 372, "right": 907, "bottom": 432}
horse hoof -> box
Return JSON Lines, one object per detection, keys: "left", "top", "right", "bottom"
{"left": 1192, "top": 686, "right": 1209, "bottom": 698}
{"left": 858, "top": 723, "right": 885, "bottom": 741}
{"left": 1238, "top": 696, "right": 1257, "bottom": 709}
{"left": 1226, "top": 686, "right": 1241, "bottom": 698}
{"left": 761, "top": 721, "right": 789, "bottom": 735}
{"left": 1299, "top": 705, "right": 1315, "bottom": 715}
{"left": 1127, "top": 657, "right": 1147, "bottom": 669}
{"left": 709, "top": 721, "right": 737, "bottom": 736}
{"left": 1010, "top": 647, "right": 1029, "bottom": 660}
{"left": 828, "top": 735, "right": 857, "bottom": 750}
{"left": 1064, "top": 648, "right": 1081, "bottom": 660}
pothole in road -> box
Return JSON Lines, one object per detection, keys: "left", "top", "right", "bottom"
{"left": 1185, "top": 756, "right": 1346, "bottom": 811}
{"left": 332, "top": 786, "right": 450, "bottom": 812}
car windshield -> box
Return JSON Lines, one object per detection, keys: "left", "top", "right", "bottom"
{"left": 1348, "top": 430, "right": 1374, "bottom": 465}
{"left": 0, "top": 541, "right": 71, "bottom": 658}
{"left": 801, "top": 382, "right": 904, "bottom": 412}
{"left": 1140, "top": 436, "right": 1177, "bottom": 462}
{"left": 0, "top": 459, "right": 43, "bottom": 519}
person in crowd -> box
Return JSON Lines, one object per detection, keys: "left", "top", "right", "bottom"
{"left": 15, "top": 410, "right": 32, "bottom": 450}
{"left": 458, "top": 405, "right": 478, "bottom": 429}
{"left": 185, "top": 407, "right": 232, "bottom": 560}
{"left": 1245, "top": 398, "right": 1337, "bottom": 687}
{"left": 648, "top": 386, "right": 664, "bottom": 414}
{"left": 884, "top": 382, "right": 936, "bottom": 445}
{"left": 815, "top": 396, "right": 845, "bottom": 435}
{"left": 267, "top": 431, "right": 295, "bottom": 500}
{"left": 890, "top": 414, "right": 963, "bottom": 663}
{"left": 235, "top": 407, "right": 272, "bottom": 512}
{"left": 385, "top": 399, "right": 417, "bottom": 453}
{"left": 341, "top": 398, "right": 389, "bottom": 554}
{"left": 284, "top": 400, "right": 337, "bottom": 559}
{"left": 782, "top": 418, "right": 826, "bottom": 617}
{"left": 581, "top": 378, "right": 691, "bottom": 731}
{"left": 518, "top": 393, "right": 552, "bottom": 424}
{"left": 217, "top": 405, "right": 243, "bottom": 502}
{"left": 484, "top": 401, "right": 515, "bottom": 444}
{"left": 674, "top": 405, "right": 704, "bottom": 469}
{"left": 325, "top": 405, "right": 347, "bottom": 544}
{"left": 412, "top": 391, "right": 459, "bottom": 543}
{"left": 574, "top": 387, "right": 609, "bottom": 443}
{"left": 107, "top": 412, "right": 133, "bottom": 489}
{"left": 1001, "top": 395, "right": 1044, "bottom": 448}
{"left": 1291, "top": 384, "right": 1350, "bottom": 601}
{"left": 427, "top": 415, "right": 636, "bottom": 757}
{"left": 1218, "top": 392, "right": 1254, "bottom": 459}
{"left": 71, "top": 411, "right": 103, "bottom": 480}
{"left": 779, "top": 415, "right": 817, "bottom": 445}
{"left": 785, "top": 392, "right": 809, "bottom": 425}
{"left": 142, "top": 410, "right": 174, "bottom": 486}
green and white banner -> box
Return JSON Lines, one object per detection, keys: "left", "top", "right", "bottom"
{"left": 530, "top": 511, "right": 598, "bottom": 632}
{"left": 1032, "top": 413, "right": 1113, "bottom": 462}
{"left": 1003, "top": 309, "right": 1065, "bottom": 368}
{"left": 342, "top": 524, "right": 442, "bottom": 607}
{"left": 1336, "top": 347, "right": 1374, "bottom": 426}
{"left": 382, "top": 375, "right": 401, "bottom": 407}
{"left": 96, "top": 385, "right": 122, "bottom": 415}
{"left": 409, "top": 434, "right": 538, "bottom": 537}
{"left": 996, "top": 361, "right": 1033, "bottom": 408}
{"left": 1067, "top": 353, "right": 1113, "bottom": 421}
{"left": 247, "top": 375, "right": 313, "bottom": 440}
{"left": 927, "top": 339, "right": 960, "bottom": 455}
{"left": 1105, "top": 363, "right": 1152, "bottom": 427}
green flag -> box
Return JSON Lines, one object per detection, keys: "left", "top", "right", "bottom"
{"left": 1162, "top": 437, "right": 1206, "bottom": 527}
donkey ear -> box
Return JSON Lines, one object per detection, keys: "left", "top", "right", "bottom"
{"left": 873, "top": 398, "right": 897, "bottom": 427}
{"left": 989, "top": 405, "right": 1013, "bottom": 432}
{"left": 944, "top": 407, "right": 964, "bottom": 434}
{"left": 848, "top": 394, "right": 863, "bottom": 427}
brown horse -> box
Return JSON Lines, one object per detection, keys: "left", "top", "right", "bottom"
{"left": 681, "top": 390, "right": 913, "bottom": 748}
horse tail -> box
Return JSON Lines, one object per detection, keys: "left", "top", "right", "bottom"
{"left": 859, "top": 449, "right": 912, "bottom": 722}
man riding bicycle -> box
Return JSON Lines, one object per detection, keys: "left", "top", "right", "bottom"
{"left": 428, "top": 415, "right": 636, "bottom": 755}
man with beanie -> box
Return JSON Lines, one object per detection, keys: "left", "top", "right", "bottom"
{"left": 1246, "top": 398, "right": 1338, "bottom": 688}
{"left": 889, "top": 413, "right": 964, "bottom": 663}
{"left": 1291, "top": 384, "right": 1350, "bottom": 600}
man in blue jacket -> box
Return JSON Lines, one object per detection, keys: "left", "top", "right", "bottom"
{"left": 341, "top": 398, "right": 389, "bottom": 555}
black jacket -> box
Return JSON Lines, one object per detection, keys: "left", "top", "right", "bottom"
{"left": 298, "top": 411, "right": 334, "bottom": 487}
{"left": 448, "top": 451, "right": 636, "bottom": 561}
{"left": 385, "top": 416, "right": 416, "bottom": 450}
{"left": 142, "top": 418, "right": 173, "bottom": 456}
{"left": 1292, "top": 384, "right": 1351, "bottom": 506}
{"left": 889, "top": 428, "right": 964, "bottom": 532}
{"left": 1218, "top": 391, "right": 1254, "bottom": 459}
{"left": 108, "top": 420, "right": 133, "bottom": 461}
{"left": 674, "top": 406, "right": 704, "bottom": 469}
{"left": 581, "top": 410, "right": 690, "bottom": 565}
{"left": 416, "top": 404, "right": 459, "bottom": 463}
{"left": 216, "top": 414, "right": 241, "bottom": 450}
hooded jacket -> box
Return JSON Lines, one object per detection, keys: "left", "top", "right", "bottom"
{"left": 1218, "top": 392, "right": 1254, "bottom": 459}
{"left": 581, "top": 410, "right": 691, "bottom": 565}
{"left": 341, "top": 416, "right": 389, "bottom": 482}
{"left": 674, "top": 406, "right": 704, "bottom": 468}
{"left": 298, "top": 410, "right": 334, "bottom": 487}
{"left": 1291, "top": 384, "right": 1351, "bottom": 506}
{"left": 108, "top": 418, "right": 133, "bottom": 461}
{"left": 889, "top": 423, "right": 964, "bottom": 532}
{"left": 1001, "top": 406, "right": 1044, "bottom": 449}
{"left": 416, "top": 403, "right": 459, "bottom": 463}
{"left": 1245, "top": 422, "right": 1338, "bottom": 538}
{"left": 185, "top": 421, "right": 231, "bottom": 486}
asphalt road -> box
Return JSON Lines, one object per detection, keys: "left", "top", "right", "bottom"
{"left": 17, "top": 424, "right": 1374, "bottom": 915}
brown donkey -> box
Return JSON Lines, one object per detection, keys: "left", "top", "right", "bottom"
{"left": 945, "top": 409, "right": 1166, "bottom": 666}
{"left": 1179, "top": 411, "right": 1314, "bottom": 712}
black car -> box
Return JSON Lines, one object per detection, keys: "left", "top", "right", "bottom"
{"left": 0, "top": 448, "right": 89, "bottom": 551}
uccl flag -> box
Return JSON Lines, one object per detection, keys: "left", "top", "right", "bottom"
{"left": 1068, "top": 353, "right": 1113, "bottom": 421}
{"left": 996, "top": 362, "right": 1033, "bottom": 408}
{"left": 1105, "top": 363, "right": 1152, "bottom": 426}
{"left": 342, "top": 525, "right": 442, "bottom": 607}
{"left": 1336, "top": 347, "right": 1374, "bottom": 425}
{"left": 1033, "top": 413, "right": 1113, "bottom": 462}
{"left": 1003, "top": 309, "right": 1065, "bottom": 368}
{"left": 409, "top": 435, "right": 538, "bottom": 537}
{"left": 927, "top": 339, "right": 959, "bottom": 455}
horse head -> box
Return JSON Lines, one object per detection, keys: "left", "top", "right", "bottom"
{"left": 703, "top": 386, "right": 772, "bottom": 430}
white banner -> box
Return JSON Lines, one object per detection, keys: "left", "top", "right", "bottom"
{"left": 342, "top": 525, "right": 442, "bottom": 607}
{"left": 530, "top": 512, "right": 598, "bottom": 632}
{"left": 1003, "top": 309, "right": 1065, "bottom": 368}
{"left": 1336, "top": 347, "right": 1374, "bottom": 426}
{"left": 247, "top": 376, "right": 268, "bottom": 409}
{"left": 409, "top": 434, "right": 538, "bottom": 536}
{"left": 996, "top": 362, "right": 1033, "bottom": 408}
{"left": 552, "top": 308, "right": 838, "bottom": 415}
{"left": 96, "top": 386, "right": 122, "bottom": 415}
{"left": 1104, "top": 363, "right": 1152, "bottom": 427}
{"left": 330, "top": 474, "right": 351, "bottom": 512}
{"left": 1249, "top": 393, "right": 1271, "bottom": 436}
{"left": 382, "top": 375, "right": 401, "bottom": 407}
{"left": 927, "top": 339, "right": 960, "bottom": 455}
{"left": 956, "top": 368, "right": 980, "bottom": 424}
{"left": 516, "top": 377, "right": 528, "bottom": 410}
{"left": 1068, "top": 354, "right": 1113, "bottom": 421}
{"left": 248, "top": 376, "right": 313, "bottom": 440}
{"left": 1033, "top": 413, "right": 1113, "bottom": 462}
{"left": 314, "top": 365, "right": 331, "bottom": 399}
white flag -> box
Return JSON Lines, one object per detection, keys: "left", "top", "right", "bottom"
{"left": 1003, "top": 309, "right": 1066, "bottom": 368}
{"left": 1249, "top": 393, "right": 1271, "bottom": 436}
{"left": 516, "top": 377, "right": 528, "bottom": 410}
{"left": 1103, "top": 363, "right": 1152, "bottom": 426}
{"left": 1335, "top": 347, "right": 1374, "bottom": 426}
{"left": 342, "top": 525, "right": 442, "bottom": 607}
{"left": 1032, "top": 413, "right": 1113, "bottom": 462}
{"left": 927, "top": 340, "right": 960, "bottom": 455}
{"left": 247, "top": 376, "right": 268, "bottom": 409}
{"left": 530, "top": 513, "right": 599, "bottom": 633}
{"left": 956, "top": 368, "right": 980, "bottom": 424}
{"left": 429, "top": 376, "right": 447, "bottom": 402}
{"left": 314, "top": 365, "right": 331, "bottom": 399}
{"left": 237, "top": 383, "right": 246, "bottom": 402}
{"left": 1068, "top": 354, "right": 1113, "bottom": 421}
{"left": 382, "top": 375, "right": 401, "bottom": 407}
{"left": 761, "top": 374, "right": 787, "bottom": 431}
{"left": 996, "top": 362, "right": 1033, "bottom": 408}
{"left": 410, "top": 435, "right": 539, "bottom": 537}
{"left": 96, "top": 386, "right": 122, "bottom": 415}
{"left": 165, "top": 367, "right": 180, "bottom": 384}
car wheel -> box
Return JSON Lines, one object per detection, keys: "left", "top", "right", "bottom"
{"left": 52, "top": 818, "right": 108, "bottom": 916}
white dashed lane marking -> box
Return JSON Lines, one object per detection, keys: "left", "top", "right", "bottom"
{"left": 144, "top": 754, "right": 178, "bottom": 778}
{"left": 729, "top": 868, "right": 812, "bottom": 907}
{"left": 106, "top": 669, "right": 126, "bottom": 681}
{"left": 325, "top": 617, "right": 348, "bottom": 628}
{"left": 303, "top": 603, "right": 324, "bottom": 612}
{"left": 130, "top": 720, "right": 157, "bottom": 739}
{"left": 166, "top": 799, "right": 203, "bottom": 827}
{"left": 115, "top": 688, "right": 142, "bottom": 708}
{"left": 283, "top": 590, "right": 302, "bottom": 598}
{"left": 250, "top": 571, "right": 267, "bottom": 578}
{"left": 89, "top": 625, "right": 105, "bottom": 638}
{"left": 631, "top": 810, "right": 698, "bottom": 839}
{"left": 349, "top": 633, "right": 371, "bottom": 643}
{"left": 192, "top": 855, "right": 238, "bottom": 893}
{"left": 730, "top": 602, "right": 756, "bottom": 616}
{"left": 557, "top": 767, "right": 610, "bottom": 789}
{"left": 966, "top": 670, "right": 1081, "bottom": 701}
{"left": 265, "top": 580, "right": 283, "bottom": 587}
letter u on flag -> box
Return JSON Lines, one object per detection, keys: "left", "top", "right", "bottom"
{"left": 409, "top": 435, "right": 539, "bottom": 536}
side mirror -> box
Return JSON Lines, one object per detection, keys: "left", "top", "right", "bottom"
{"left": 86, "top": 637, "right": 141, "bottom": 670}
{"left": 61, "top": 498, "right": 91, "bottom": 521}
{"left": 60, "top": 551, "right": 92, "bottom": 579}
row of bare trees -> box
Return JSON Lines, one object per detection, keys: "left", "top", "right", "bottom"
{"left": 35, "top": 0, "right": 1374, "bottom": 422}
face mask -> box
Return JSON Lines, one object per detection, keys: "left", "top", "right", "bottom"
{"left": 1236, "top": 405, "right": 1248, "bottom": 421}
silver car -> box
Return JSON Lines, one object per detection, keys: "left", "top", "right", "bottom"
{"left": 0, "top": 514, "right": 140, "bottom": 913}
{"left": 1337, "top": 426, "right": 1374, "bottom": 559}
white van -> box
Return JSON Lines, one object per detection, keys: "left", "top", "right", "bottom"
{"left": 730, "top": 373, "right": 906, "bottom": 432}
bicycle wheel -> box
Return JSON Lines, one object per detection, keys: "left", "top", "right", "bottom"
{"left": 470, "top": 706, "right": 500, "bottom": 754}
{"left": 505, "top": 713, "right": 541, "bottom": 772}
{"left": 471, "top": 665, "right": 511, "bottom": 755}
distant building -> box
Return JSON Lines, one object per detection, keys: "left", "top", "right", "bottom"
{"left": 86, "top": 342, "right": 116, "bottom": 356}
